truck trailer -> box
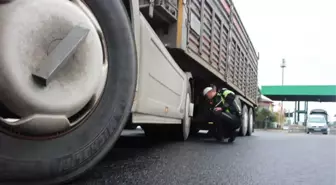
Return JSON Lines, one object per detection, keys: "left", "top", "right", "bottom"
{"left": 0, "top": 0, "right": 259, "bottom": 184}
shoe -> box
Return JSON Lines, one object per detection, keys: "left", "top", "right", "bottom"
{"left": 228, "top": 131, "right": 237, "bottom": 143}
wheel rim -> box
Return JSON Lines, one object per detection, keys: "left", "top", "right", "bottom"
{"left": 249, "top": 109, "right": 253, "bottom": 133}
{"left": 0, "top": 0, "right": 108, "bottom": 137}
{"left": 241, "top": 107, "right": 248, "bottom": 135}
{"left": 183, "top": 93, "right": 191, "bottom": 140}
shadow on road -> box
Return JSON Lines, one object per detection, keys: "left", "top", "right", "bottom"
{"left": 70, "top": 129, "right": 236, "bottom": 184}
{"left": 189, "top": 131, "right": 243, "bottom": 145}
{"left": 105, "top": 130, "right": 227, "bottom": 160}
{"left": 98, "top": 131, "right": 175, "bottom": 162}
{"left": 70, "top": 130, "right": 177, "bottom": 184}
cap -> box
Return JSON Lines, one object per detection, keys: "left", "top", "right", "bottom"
{"left": 203, "top": 87, "right": 213, "bottom": 96}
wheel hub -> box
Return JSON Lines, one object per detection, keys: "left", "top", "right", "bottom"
{"left": 0, "top": 0, "right": 104, "bottom": 118}
{"left": 249, "top": 111, "right": 253, "bottom": 131}
{"left": 242, "top": 108, "right": 248, "bottom": 133}
{"left": 183, "top": 93, "right": 191, "bottom": 139}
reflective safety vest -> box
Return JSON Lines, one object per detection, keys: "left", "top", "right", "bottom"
{"left": 214, "top": 89, "right": 235, "bottom": 113}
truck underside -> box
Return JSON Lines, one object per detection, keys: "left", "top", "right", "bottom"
{"left": 137, "top": 0, "right": 258, "bottom": 134}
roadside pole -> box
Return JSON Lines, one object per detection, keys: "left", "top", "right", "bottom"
{"left": 280, "top": 59, "right": 286, "bottom": 128}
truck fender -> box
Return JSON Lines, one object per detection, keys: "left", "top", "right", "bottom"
{"left": 185, "top": 72, "right": 193, "bottom": 81}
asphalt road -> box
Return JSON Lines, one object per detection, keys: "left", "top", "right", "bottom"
{"left": 71, "top": 129, "right": 336, "bottom": 185}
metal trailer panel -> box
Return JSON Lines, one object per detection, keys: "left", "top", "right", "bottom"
{"left": 182, "top": 0, "right": 258, "bottom": 105}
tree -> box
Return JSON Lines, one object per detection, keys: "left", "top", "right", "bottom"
{"left": 274, "top": 111, "right": 286, "bottom": 126}
{"left": 256, "top": 108, "right": 275, "bottom": 122}
{"left": 255, "top": 107, "right": 276, "bottom": 128}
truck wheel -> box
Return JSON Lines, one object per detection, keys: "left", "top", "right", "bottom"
{"left": 0, "top": 0, "right": 136, "bottom": 184}
{"left": 144, "top": 84, "right": 192, "bottom": 141}
{"left": 172, "top": 83, "right": 192, "bottom": 141}
{"left": 180, "top": 92, "right": 192, "bottom": 140}
{"left": 246, "top": 107, "right": 254, "bottom": 136}
{"left": 239, "top": 105, "right": 248, "bottom": 136}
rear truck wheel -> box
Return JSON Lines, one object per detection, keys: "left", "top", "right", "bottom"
{"left": 246, "top": 107, "right": 254, "bottom": 136}
{"left": 0, "top": 0, "right": 137, "bottom": 184}
{"left": 239, "top": 105, "right": 248, "bottom": 136}
{"left": 142, "top": 84, "right": 193, "bottom": 141}
{"left": 173, "top": 91, "right": 192, "bottom": 141}
{"left": 252, "top": 107, "right": 255, "bottom": 133}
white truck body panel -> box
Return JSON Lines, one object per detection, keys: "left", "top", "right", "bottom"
{"left": 131, "top": 13, "right": 189, "bottom": 123}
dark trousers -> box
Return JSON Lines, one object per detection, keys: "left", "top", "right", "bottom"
{"left": 212, "top": 110, "right": 241, "bottom": 138}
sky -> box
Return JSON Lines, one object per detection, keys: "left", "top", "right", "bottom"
{"left": 233, "top": 0, "right": 336, "bottom": 118}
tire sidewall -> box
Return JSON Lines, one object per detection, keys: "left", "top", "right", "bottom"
{"left": 182, "top": 83, "right": 192, "bottom": 140}
{"left": 183, "top": 93, "right": 191, "bottom": 139}
{"left": 239, "top": 105, "right": 248, "bottom": 136}
{"left": 0, "top": 0, "right": 137, "bottom": 184}
{"left": 247, "top": 107, "right": 254, "bottom": 136}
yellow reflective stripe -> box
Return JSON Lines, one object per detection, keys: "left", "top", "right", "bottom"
{"left": 220, "top": 95, "right": 225, "bottom": 104}
{"left": 217, "top": 93, "right": 230, "bottom": 113}
{"left": 221, "top": 90, "right": 233, "bottom": 113}
{"left": 222, "top": 90, "right": 234, "bottom": 97}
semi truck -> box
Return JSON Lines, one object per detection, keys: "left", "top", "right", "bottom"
{"left": 0, "top": 0, "right": 259, "bottom": 184}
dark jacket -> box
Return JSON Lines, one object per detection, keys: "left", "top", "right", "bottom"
{"left": 209, "top": 88, "right": 241, "bottom": 117}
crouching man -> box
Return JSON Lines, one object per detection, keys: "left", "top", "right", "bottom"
{"left": 203, "top": 86, "right": 242, "bottom": 142}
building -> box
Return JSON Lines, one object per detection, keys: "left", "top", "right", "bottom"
{"left": 258, "top": 95, "right": 274, "bottom": 112}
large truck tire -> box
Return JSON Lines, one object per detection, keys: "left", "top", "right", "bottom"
{"left": 0, "top": 0, "right": 137, "bottom": 184}
{"left": 142, "top": 83, "right": 192, "bottom": 141}
{"left": 172, "top": 83, "right": 192, "bottom": 141}
{"left": 246, "top": 107, "right": 254, "bottom": 136}
{"left": 239, "top": 104, "right": 248, "bottom": 136}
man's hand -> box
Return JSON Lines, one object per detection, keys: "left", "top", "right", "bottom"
{"left": 214, "top": 107, "right": 222, "bottom": 111}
